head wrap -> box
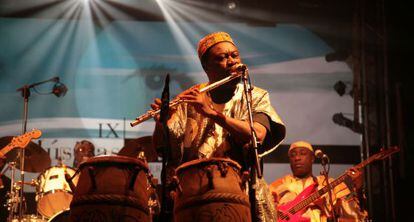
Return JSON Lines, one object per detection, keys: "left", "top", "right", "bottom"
{"left": 288, "top": 140, "right": 314, "bottom": 154}
{"left": 197, "top": 31, "right": 235, "bottom": 59}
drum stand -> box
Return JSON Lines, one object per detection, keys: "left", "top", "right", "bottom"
{"left": 2, "top": 161, "right": 24, "bottom": 222}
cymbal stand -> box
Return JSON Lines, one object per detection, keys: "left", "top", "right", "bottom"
{"left": 4, "top": 162, "right": 20, "bottom": 222}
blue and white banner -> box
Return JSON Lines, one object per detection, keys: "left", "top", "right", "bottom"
{"left": 1, "top": 19, "right": 359, "bottom": 187}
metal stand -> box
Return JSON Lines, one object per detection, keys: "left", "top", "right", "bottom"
{"left": 2, "top": 162, "right": 19, "bottom": 222}
{"left": 240, "top": 67, "right": 262, "bottom": 222}
{"left": 320, "top": 156, "right": 337, "bottom": 222}
{"left": 15, "top": 76, "right": 60, "bottom": 220}
{"left": 159, "top": 74, "right": 172, "bottom": 222}
{"left": 18, "top": 86, "right": 30, "bottom": 220}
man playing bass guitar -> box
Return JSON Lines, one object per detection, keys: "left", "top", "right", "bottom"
{"left": 269, "top": 141, "right": 367, "bottom": 222}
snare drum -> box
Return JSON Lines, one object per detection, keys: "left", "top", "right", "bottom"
{"left": 36, "top": 166, "right": 79, "bottom": 218}
{"left": 174, "top": 158, "right": 251, "bottom": 222}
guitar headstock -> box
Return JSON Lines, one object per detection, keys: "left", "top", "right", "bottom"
{"left": 354, "top": 146, "right": 400, "bottom": 171}
{"left": 373, "top": 146, "right": 400, "bottom": 160}
{"left": 10, "top": 129, "right": 42, "bottom": 149}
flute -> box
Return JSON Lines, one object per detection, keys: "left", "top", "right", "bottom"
{"left": 130, "top": 71, "right": 243, "bottom": 127}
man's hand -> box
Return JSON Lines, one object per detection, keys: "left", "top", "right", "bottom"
{"left": 178, "top": 88, "right": 216, "bottom": 118}
{"left": 311, "top": 196, "right": 327, "bottom": 211}
{"left": 150, "top": 98, "right": 163, "bottom": 122}
{"left": 346, "top": 167, "right": 364, "bottom": 190}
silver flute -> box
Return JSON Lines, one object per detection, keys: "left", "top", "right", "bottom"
{"left": 130, "top": 70, "right": 244, "bottom": 127}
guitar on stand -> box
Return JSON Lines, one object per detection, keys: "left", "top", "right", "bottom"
{"left": 0, "top": 129, "right": 42, "bottom": 221}
{"left": 277, "top": 146, "right": 400, "bottom": 222}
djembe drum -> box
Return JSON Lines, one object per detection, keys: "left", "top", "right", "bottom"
{"left": 174, "top": 158, "right": 251, "bottom": 222}
{"left": 70, "top": 155, "right": 152, "bottom": 222}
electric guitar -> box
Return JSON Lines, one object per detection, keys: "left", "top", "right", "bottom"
{"left": 0, "top": 129, "right": 42, "bottom": 158}
{"left": 277, "top": 146, "right": 400, "bottom": 222}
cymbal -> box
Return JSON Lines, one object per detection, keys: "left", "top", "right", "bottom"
{"left": 118, "top": 136, "right": 158, "bottom": 162}
{"left": 0, "top": 136, "right": 51, "bottom": 173}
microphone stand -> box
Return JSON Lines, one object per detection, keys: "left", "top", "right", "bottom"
{"left": 15, "top": 76, "right": 60, "bottom": 220}
{"left": 241, "top": 67, "right": 262, "bottom": 222}
{"left": 16, "top": 85, "right": 30, "bottom": 220}
{"left": 320, "top": 156, "right": 337, "bottom": 222}
{"left": 159, "top": 74, "right": 172, "bottom": 222}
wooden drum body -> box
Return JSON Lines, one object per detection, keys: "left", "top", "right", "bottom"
{"left": 70, "top": 155, "right": 151, "bottom": 222}
{"left": 174, "top": 158, "right": 251, "bottom": 222}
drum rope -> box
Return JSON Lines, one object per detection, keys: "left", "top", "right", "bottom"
{"left": 71, "top": 194, "right": 150, "bottom": 215}
{"left": 174, "top": 192, "right": 250, "bottom": 212}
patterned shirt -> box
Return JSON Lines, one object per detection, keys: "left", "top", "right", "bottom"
{"left": 165, "top": 83, "right": 285, "bottom": 167}
{"left": 269, "top": 174, "right": 368, "bottom": 222}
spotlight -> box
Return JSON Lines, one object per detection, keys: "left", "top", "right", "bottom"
{"left": 334, "top": 81, "right": 353, "bottom": 97}
{"left": 223, "top": 0, "right": 240, "bottom": 14}
{"left": 332, "top": 113, "right": 362, "bottom": 133}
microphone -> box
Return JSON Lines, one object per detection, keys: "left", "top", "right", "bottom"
{"left": 235, "top": 63, "right": 247, "bottom": 71}
{"left": 228, "top": 64, "right": 247, "bottom": 75}
{"left": 52, "top": 77, "right": 68, "bottom": 97}
{"left": 315, "top": 149, "right": 329, "bottom": 164}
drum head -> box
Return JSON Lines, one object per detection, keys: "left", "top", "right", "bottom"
{"left": 37, "top": 166, "right": 76, "bottom": 181}
{"left": 38, "top": 192, "right": 73, "bottom": 218}
{"left": 36, "top": 166, "right": 78, "bottom": 218}
{"left": 78, "top": 155, "right": 149, "bottom": 171}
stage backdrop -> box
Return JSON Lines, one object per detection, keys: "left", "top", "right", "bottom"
{"left": 0, "top": 18, "right": 360, "bottom": 190}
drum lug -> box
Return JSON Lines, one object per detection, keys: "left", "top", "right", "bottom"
{"left": 217, "top": 161, "right": 229, "bottom": 177}
{"left": 129, "top": 166, "right": 141, "bottom": 191}
{"left": 169, "top": 175, "right": 181, "bottom": 193}
{"left": 241, "top": 171, "right": 250, "bottom": 190}
{"left": 146, "top": 173, "right": 157, "bottom": 191}
{"left": 203, "top": 166, "right": 214, "bottom": 190}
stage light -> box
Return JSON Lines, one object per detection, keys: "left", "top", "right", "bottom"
{"left": 325, "top": 50, "right": 349, "bottom": 62}
{"left": 332, "top": 113, "right": 362, "bottom": 133}
{"left": 334, "top": 80, "right": 353, "bottom": 97}
{"left": 223, "top": 0, "right": 240, "bottom": 14}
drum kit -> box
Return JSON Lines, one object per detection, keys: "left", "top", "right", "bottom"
{"left": 1, "top": 132, "right": 252, "bottom": 222}
{"left": 0, "top": 134, "right": 161, "bottom": 222}
{"left": 0, "top": 133, "right": 78, "bottom": 222}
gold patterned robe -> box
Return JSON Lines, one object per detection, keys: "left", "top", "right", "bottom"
{"left": 165, "top": 83, "right": 285, "bottom": 167}
{"left": 157, "top": 83, "right": 285, "bottom": 222}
